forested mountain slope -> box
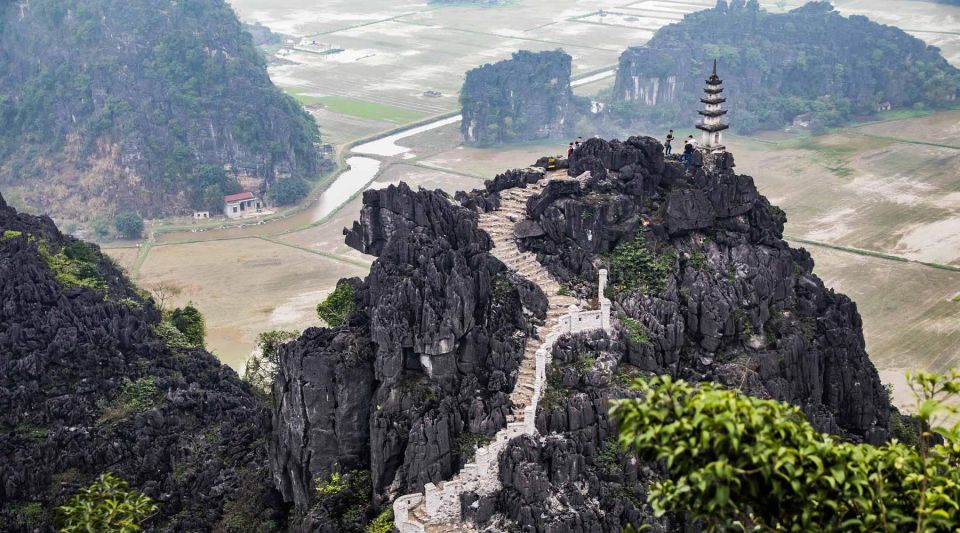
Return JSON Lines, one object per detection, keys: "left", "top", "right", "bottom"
{"left": 611, "top": 1, "right": 960, "bottom": 133}
{"left": 0, "top": 0, "right": 325, "bottom": 220}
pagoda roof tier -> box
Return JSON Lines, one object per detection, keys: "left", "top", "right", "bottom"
{"left": 698, "top": 109, "right": 728, "bottom": 117}
{"left": 701, "top": 97, "right": 726, "bottom": 104}
{"left": 706, "top": 76, "right": 723, "bottom": 85}
{"left": 696, "top": 123, "right": 730, "bottom": 133}
{"left": 704, "top": 87, "right": 724, "bottom": 94}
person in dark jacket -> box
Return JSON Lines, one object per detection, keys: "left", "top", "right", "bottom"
{"left": 680, "top": 143, "right": 694, "bottom": 169}
{"left": 566, "top": 142, "right": 575, "bottom": 159}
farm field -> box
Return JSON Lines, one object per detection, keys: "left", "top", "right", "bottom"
{"left": 102, "top": 0, "right": 960, "bottom": 400}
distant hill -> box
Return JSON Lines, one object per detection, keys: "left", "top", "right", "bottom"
{"left": 0, "top": 0, "right": 328, "bottom": 222}
{"left": 611, "top": 1, "right": 960, "bottom": 133}
{"left": 460, "top": 50, "right": 576, "bottom": 145}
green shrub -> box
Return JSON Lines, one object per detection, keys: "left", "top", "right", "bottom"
{"left": 313, "top": 470, "right": 372, "bottom": 530}
{"left": 38, "top": 240, "right": 107, "bottom": 290}
{"left": 316, "top": 282, "right": 355, "bottom": 327}
{"left": 170, "top": 304, "right": 205, "bottom": 348}
{"left": 2, "top": 229, "right": 22, "bottom": 239}
{"left": 114, "top": 212, "right": 144, "bottom": 240}
{"left": 98, "top": 377, "right": 161, "bottom": 425}
{"left": 612, "top": 371, "right": 960, "bottom": 532}
{"left": 365, "top": 507, "right": 393, "bottom": 533}
{"left": 243, "top": 329, "right": 300, "bottom": 393}
{"left": 152, "top": 321, "right": 195, "bottom": 349}
{"left": 620, "top": 315, "right": 651, "bottom": 346}
{"left": 267, "top": 177, "right": 310, "bottom": 205}
{"left": 608, "top": 233, "right": 675, "bottom": 295}
{"left": 17, "top": 501, "right": 46, "bottom": 528}
{"left": 456, "top": 432, "right": 494, "bottom": 461}
{"left": 688, "top": 251, "right": 707, "bottom": 271}
{"left": 55, "top": 472, "right": 157, "bottom": 532}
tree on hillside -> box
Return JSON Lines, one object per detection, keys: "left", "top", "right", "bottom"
{"left": 612, "top": 371, "right": 960, "bottom": 531}
{"left": 170, "top": 304, "right": 205, "bottom": 348}
{"left": 243, "top": 329, "right": 300, "bottom": 393}
{"left": 114, "top": 212, "right": 144, "bottom": 240}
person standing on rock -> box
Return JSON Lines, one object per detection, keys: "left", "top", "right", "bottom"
{"left": 665, "top": 130, "right": 674, "bottom": 155}
{"left": 567, "top": 142, "right": 575, "bottom": 159}
{"left": 680, "top": 143, "right": 694, "bottom": 170}
{"left": 575, "top": 136, "right": 583, "bottom": 149}
{"left": 686, "top": 135, "right": 698, "bottom": 149}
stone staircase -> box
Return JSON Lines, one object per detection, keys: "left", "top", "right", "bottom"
{"left": 394, "top": 171, "right": 608, "bottom": 532}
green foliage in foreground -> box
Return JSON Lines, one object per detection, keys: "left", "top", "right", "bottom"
{"left": 55, "top": 472, "right": 158, "bottom": 532}
{"left": 316, "top": 282, "right": 355, "bottom": 328}
{"left": 607, "top": 233, "right": 675, "bottom": 295}
{"left": 612, "top": 372, "right": 960, "bottom": 532}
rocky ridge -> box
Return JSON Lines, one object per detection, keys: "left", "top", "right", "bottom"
{"left": 0, "top": 192, "right": 280, "bottom": 531}
{"left": 272, "top": 134, "right": 892, "bottom": 532}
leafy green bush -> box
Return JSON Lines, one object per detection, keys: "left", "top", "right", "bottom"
{"left": 2, "top": 229, "right": 22, "bottom": 239}
{"left": 316, "top": 282, "right": 355, "bottom": 327}
{"left": 607, "top": 234, "right": 674, "bottom": 295}
{"left": 169, "top": 304, "right": 205, "bottom": 348}
{"left": 313, "top": 470, "right": 372, "bottom": 530}
{"left": 620, "top": 315, "right": 651, "bottom": 346}
{"left": 38, "top": 240, "right": 107, "bottom": 290}
{"left": 612, "top": 372, "right": 960, "bottom": 532}
{"left": 267, "top": 177, "right": 310, "bottom": 206}
{"left": 151, "top": 321, "right": 195, "bottom": 350}
{"left": 17, "top": 501, "right": 46, "bottom": 528}
{"left": 98, "top": 377, "right": 161, "bottom": 425}
{"left": 365, "top": 507, "right": 393, "bottom": 533}
{"left": 55, "top": 472, "right": 158, "bottom": 532}
{"left": 456, "top": 432, "right": 494, "bottom": 461}
{"left": 114, "top": 212, "right": 144, "bottom": 240}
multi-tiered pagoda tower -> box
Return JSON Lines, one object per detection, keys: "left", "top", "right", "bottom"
{"left": 696, "top": 60, "right": 729, "bottom": 150}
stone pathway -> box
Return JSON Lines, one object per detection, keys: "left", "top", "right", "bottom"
{"left": 394, "top": 172, "right": 591, "bottom": 533}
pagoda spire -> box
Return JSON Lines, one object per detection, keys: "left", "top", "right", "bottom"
{"left": 696, "top": 59, "right": 729, "bottom": 150}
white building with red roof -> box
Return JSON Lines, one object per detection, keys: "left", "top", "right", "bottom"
{"left": 223, "top": 191, "right": 263, "bottom": 219}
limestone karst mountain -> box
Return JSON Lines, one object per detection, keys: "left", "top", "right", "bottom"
{"left": 270, "top": 136, "right": 894, "bottom": 531}
{"left": 0, "top": 0, "right": 327, "bottom": 221}
{"left": 611, "top": 1, "right": 960, "bottom": 133}
{"left": 460, "top": 50, "right": 576, "bottom": 146}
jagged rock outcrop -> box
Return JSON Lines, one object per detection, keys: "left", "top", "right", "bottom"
{"left": 0, "top": 192, "right": 280, "bottom": 531}
{"left": 612, "top": 1, "right": 959, "bottom": 133}
{"left": 273, "top": 135, "right": 891, "bottom": 532}
{"left": 270, "top": 183, "right": 548, "bottom": 528}
{"left": 460, "top": 50, "right": 575, "bottom": 145}
{"left": 466, "top": 136, "right": 891, "bottom": 531}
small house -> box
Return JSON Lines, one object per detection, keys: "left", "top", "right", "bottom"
{"left": 877, "top": 101, "right": 892, "bottom": 112}
{"left": 224, "top": 192, "right": 263, "bottom": 219}
{"left": 193, "top": 211, "right": 210, "bottom": 219}
{"left": 792, "top": 113, "right": 813, "bottom": 129}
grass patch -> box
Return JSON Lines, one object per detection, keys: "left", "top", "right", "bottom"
{"left": 606, "top": 232, "right": 675, "bottom": 295}
{"left": 2, "top": 229, "right": 22, "bottom": 239}
{"left": 97, "top": 377, "right": 161, "bottom": 426}
{"left": 620, "top": 315, "right": 652, "bottom": 346}
{"left": 289, "top": 93, "right": 427, "bottom": 124}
